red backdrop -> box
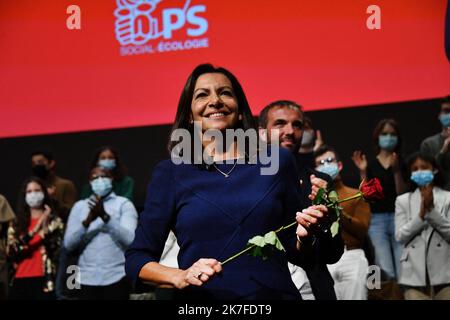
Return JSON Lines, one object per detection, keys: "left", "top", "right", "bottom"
{"left": 1, "top": 0, "right": 449, "bottom": 138}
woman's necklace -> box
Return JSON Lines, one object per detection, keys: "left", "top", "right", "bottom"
{"left": 213, "top": 161, "right": 238, "bottom": 178}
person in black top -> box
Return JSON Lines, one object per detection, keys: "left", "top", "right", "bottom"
{"left": 352, "top": 118, "right": 407, "bottom": 280}
{"left": 259, "top": 100, "right": 344, "bottom": 300}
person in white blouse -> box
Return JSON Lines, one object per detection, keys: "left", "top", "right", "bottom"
{"left": 395, "top": 152, "right": 450, "bottom": 300}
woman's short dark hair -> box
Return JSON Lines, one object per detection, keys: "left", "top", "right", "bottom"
{"left": 89, "top": 146, "right": 127, "bottom": 181}
{"left": 372, "top": 118, "right": 402, "bottom": 154}
{"left": 406, "top": 151, "right": 445, "bottom": 190}
{"left": 16, "top": 177, "right": 53, "bottom": 235}
{"left": 167, "top": 63, "right": 256, "bottom": 153}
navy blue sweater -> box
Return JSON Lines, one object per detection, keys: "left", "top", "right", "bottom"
{"left": 125, "top": 148, "right": 308, "bottom": 300}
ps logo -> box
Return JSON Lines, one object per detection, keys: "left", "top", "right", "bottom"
{"left": 114, "top": 0, "right": 208, "bottom": 46}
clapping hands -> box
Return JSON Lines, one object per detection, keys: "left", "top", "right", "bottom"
{"left": 441, "top": 127, "right": 450, "bottom": 154}
{"left": 83, "top": 197, "right": 108, "bottom": 228}
{"left": 419, "top": 184, "right": 434, "bottom": 219}
{"left": 351, "top": 150, "right": 367, "bottom": 172}
{"left": 32, "top": 205, "right": 52, "bottom": 238}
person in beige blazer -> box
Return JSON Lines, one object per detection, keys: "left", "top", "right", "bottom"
{"left": 395, "top": 152, "right": 450, "bottom": 300}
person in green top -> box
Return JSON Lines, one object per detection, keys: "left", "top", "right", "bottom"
{"left": 80, "top": 146, "right": 134, "bottom": 202}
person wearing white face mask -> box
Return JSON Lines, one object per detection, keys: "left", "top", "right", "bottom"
{"left": 64, "top": 166, "right": 138, "bottom": 300}
{"left": 80, "top": 146, "right": 135, "bottom": 201}
{"left": 315, "top": 145, "right": 371, "bottom": 300}
{"left": 395, "top": 152, "right": 450, "bottom": 300}
{"left": 7, "top": 177, "right": 64, "bottom": 300}
{"left": 30, "top": 151, "right": 77, "bottom": 222}
{"left": 421, "top": 96, "right": 450, "bottom": 191}
{"left": 351, "top": 119, "right": 407, "bottom": 287}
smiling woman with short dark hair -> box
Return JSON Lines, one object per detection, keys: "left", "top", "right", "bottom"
{"left": 125, "top": 64, "right": 330, "bottom": 300}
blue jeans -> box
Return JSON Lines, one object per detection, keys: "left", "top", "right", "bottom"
{"left": 368, "top": 213, "right": 401, "bottom": 280}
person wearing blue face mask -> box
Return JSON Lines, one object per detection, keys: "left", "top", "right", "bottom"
{"left": 8, "top": 177, "right": 64, "bottom": 300}
{"left": 62, "top": 146, "right": 134, "bottom": 300}
{"left": 395, "top": 152, "right": 450, "bottom": 300}
{"left": 80, "top": 146, "right": 135, "bottom": 201}
{"left": 315, "top": 145, "right": 371, "bottom": 300}
{"left": 64, "top": 166, "right": 138, "bottom": 299}
{"left": 352, "top": 118, "right": 407, "bottom": 290}
{"left": 421, "top": 96, "right": 450, "bottom": 191}
{"left": 378, "top": 134, "right": 398, "bottom": 152}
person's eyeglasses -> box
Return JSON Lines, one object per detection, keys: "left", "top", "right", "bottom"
{"left": 317, "top": 157, "right": 336, "bottom": 165}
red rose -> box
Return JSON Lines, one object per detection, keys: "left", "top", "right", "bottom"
{"left": 359, "top": 178, "right": 384, "bottom": 201}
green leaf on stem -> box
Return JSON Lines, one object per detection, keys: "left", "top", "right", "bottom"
{"left": 330, "top": 220, "right": 340, "bottom": 238}
{"left": 313, "top": 188, "right": 326, "bottom": 205}
{"left": 335, "top": 207, "right": 341, "bottom": 219}
{"left": 247, "top": 231, "right": 286, "bottom": 259}
{"left": 264, "top": 231, "right": 285, "bottom": 251}
{"left": 328, "top": 190, "right": 339, "bottom": 203}
{"left": 248, "top": 235, "right": 265, "bottom": 247}
{"left": 249, "top": 246, "right": 263, "bottom": 258}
